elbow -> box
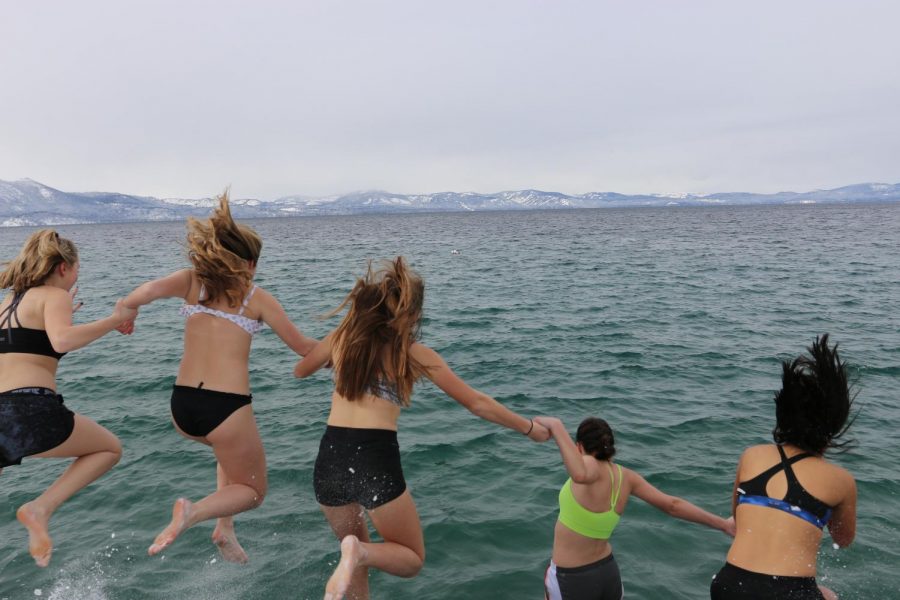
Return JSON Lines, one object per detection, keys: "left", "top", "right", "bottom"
{"left": 293, "top": 364, "right": 308, "bottom": 379}
{"left": 49, "top": 335, "right": 75, "bottom": 354}
{"left": 665, "top": 496, "right": 683, "bottom": 516}
{"left": 831, "top": 528, "right": 855, "bottom": 548}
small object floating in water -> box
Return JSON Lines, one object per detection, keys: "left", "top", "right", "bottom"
{"left": 450, "top": 249, "right": 460, "bottom": 255}
{"left": 833, "top": 543, "right": 840, "bottom": 550}
{"left": 34, "top": 591, "right": 42, "bottom": 597}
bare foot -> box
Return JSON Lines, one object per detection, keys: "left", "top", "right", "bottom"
{"left": 324, "top": 535, "right": 366, "bottom": 600}
{"left": 16, "top": 502, "right": 53, "bottom": 567}
{"left": 148, "top": 498, "right": 193, "bottom": 556}
{"left": 211, "top": 525, "right": 249, "bottom": 564}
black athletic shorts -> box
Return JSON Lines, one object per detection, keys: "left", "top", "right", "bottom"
{"left": 544, "top": 554, "right": 623, "bottom": 600}
{"left": 711, "top": 562, "right": 825, "bottom": 599}
{"left": 0, "top": 387, "right": 75, "bottom": 468}
{"left": 313, "top": 425, "right": 407, "bottom": 510}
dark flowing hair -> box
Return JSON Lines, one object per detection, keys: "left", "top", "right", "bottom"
{"left": 0, "top": 229, "right": 79, "bottom": 292}
{"left": 576, "top": 417, "right": 616, "bottom": 461}
{"left": 772, "top": 334, "right": 856, "bottom": 455}
{"left": 329, "top": 257, "right": 429, "bottom": 407}
{"left": 186, "top": 190, "right": 262, "bottom": 307}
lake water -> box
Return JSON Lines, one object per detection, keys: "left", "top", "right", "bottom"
{"left": 1, "top": 204, "right": 898, "bottom": 599}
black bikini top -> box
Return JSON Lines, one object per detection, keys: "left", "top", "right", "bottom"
{"left": 0, "top": 290, "right": 66, "bottom": 360}
{"left": 736, "top": 445, "right": 832, "bottom": 527}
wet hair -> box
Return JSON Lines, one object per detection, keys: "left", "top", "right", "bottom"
{"left": 576, "top": 417, "right": 616, "bottom": 461}
{"left": 329, "top": 257, "right": 429, "bottom": 407}
{"left": 186, "top": 190, "right": 262, "bottom": 307}
{"left": 0, "top": 229, "right": 79, "bottom": 293}
{"left": 772, "top": 334, "right": 855, "bottom": 455}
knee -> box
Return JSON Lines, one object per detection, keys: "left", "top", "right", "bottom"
{"left": 402, "top": 549, "right": 425, "bottom": 578}
{"left": 105, "top": 437, "right": 123, "bottom": 464}
{"left": 249, "top": 484, "right": 267, "bottom": 508}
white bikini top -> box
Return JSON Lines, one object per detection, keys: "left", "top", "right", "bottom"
{"left": 179, "top": 284, "right": 264, "bottom": 335}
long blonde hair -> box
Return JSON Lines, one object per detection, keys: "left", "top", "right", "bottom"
{"left": 330, "top": 257, "right": 429, "bottom": 406}
{"left": 0, "top": 229, "right": 79, "bottom": 293}
{"left": 186, "top": 190, "right": 262, "bottom": 307}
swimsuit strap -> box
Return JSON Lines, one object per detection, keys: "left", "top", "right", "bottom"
{"left": 777, "top": 445, "right": 814, "bottom": 486}
{"left": 0, "top": 290, "right": 25, "bottom": 330}
{"left": 238, "top": 285, "right": 257, "bottom": 316}
{"left": 607, "top": 463, "right": 624, "bottom": 507}
{"left": 198, "top": 284, "right": 208, "bottom": 302}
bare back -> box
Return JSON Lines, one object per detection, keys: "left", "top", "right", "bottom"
{"left": 727, "top": 444, "right": 856, "bottom": 577}
{"left": 176, "top": 274, "right": 260, "bottom": 394}
{"left": 0, "top": 288, "right": 62, "bottom": 391}
{"left": 326, "top": 343, "right": 403, "bottom": 431}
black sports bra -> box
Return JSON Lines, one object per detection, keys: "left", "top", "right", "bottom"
{"left": 0, "top": 290, "right": 66, "bottom": 360}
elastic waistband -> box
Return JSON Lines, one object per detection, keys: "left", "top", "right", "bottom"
{"left": 721, "top": 562, "right": 817, "bottom": 584}
{"left": 1, "top": 387, "right": 57, "bottom": 397}
{"left": 553, "top": 554, "right": 616, "bottom": 574}
{"left": 172, "top": 384, "right": 252, "bottom": 402}
{"left": 323, "top": 425, "right": 398, "bottom": 442}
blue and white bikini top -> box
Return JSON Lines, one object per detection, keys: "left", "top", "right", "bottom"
{"left": 736, "top": 445, "right": 833, "bottom": 529}
{"left": 180, "top": 284, "right": 264, "bottom": 335}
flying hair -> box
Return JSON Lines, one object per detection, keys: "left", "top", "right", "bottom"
{"left": 185, "top": 190, "right": 262, "bottom": 307}
{"left": 0, "top": 229, "right": 79, "bottom": 293}
{"left": 772, "top": 334, "right": 857, "bottom": 455}
{"left": 328, "top": 257, "right": 429, "bottom": 406}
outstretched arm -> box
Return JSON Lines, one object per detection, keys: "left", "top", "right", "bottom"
{"left": 534, "top": 416, "right": 603, "bottom": 483}
{"left": 43, "top": 288, "right": 137, "bottom": 353}
{"left": 630, "top": 470, "right": 734, "bottom": 536}
{"left": 827, "top": 471, "right": 857, "bottom": 547}
{"left": 294, "top": 331, "right": 334, "bottom": 378}
{"left": 122, "top": 269, "right": 193, "bottom": 309}
{"left": 255, "top": 288, "right": 318, "bottom": 356}
{"left": 412, "top": 343, "right": 549, "bottom": 441}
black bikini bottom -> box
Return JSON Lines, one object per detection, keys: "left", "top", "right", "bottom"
{"left": 711, "top": 563, "right": 825, "bottom": 600}
{"left": 170, "top": 385, "right": 252, "bottom": 437}
{"left": 314, "top": 425, "right": 406, "bottom": 510}
{"left": 0, "top": 387, "right": 75, "bottom": 468}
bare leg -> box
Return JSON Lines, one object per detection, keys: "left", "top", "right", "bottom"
{"left": 320, "top": 504, "right": 372, "bottom": 600}
{"left": 324, "top": 490, "right": 425, "bottom": 600}
{"left": 211, "top": 462, "right": 249, "bottom": 564}
{"left": 149, "top": 405, "right": 266, "bottom": 556}
{"left": 18, "top": 414, "right": 122, "bottom": 567}
{"left": 819, "top": 586, "right": 838, "bottom": 600}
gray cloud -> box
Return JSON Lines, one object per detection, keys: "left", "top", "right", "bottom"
{"left": 1, "top": 0, "right": 898, "bottom": 199}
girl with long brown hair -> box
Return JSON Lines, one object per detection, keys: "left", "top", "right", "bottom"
{"left": 118, "top": 191, "right": 317, "bottom": 563}
{"left": 294, "top": 257, "right": 550, "bottom": 600}
{"left": 0, "top": 229, "right": 136, "bottom": 567}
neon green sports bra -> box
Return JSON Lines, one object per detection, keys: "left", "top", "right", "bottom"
{"left": 557, "top": 463, "right": 624, "bottom": 540}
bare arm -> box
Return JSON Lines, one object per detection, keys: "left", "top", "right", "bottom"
{"left": 294, "top": 332, "right": 334, "bottom": 378}
{"left": 43, "top": 288, "right": 137, "bottom": 353}
{"left": 534, "top": 416, "right": 603, "bottom": 483}
{"left": 630, "top": 470, "right": 734, "bottom": 536}
{"left": 122, "top": 269, "right": 193, "bottom": 309}
{"left": 255, "top": 288, "right": 318, "bottom": 356}
{"left": 827, "top": 472, "right": 857, "bottom": 547}
{"left": 412, "top": 343, "right": 549, "bottom": 441}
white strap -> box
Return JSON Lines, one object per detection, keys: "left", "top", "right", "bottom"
{"left": 239, "top": 285, "right": 257, "bottom": 315}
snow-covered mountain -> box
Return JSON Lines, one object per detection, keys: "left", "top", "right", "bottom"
{"left": 1, "top": 179, "right": 898, "bottom": 226}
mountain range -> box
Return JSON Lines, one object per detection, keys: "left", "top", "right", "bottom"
{"left": 1, "top": 179, "right": 898, "bottom": 227}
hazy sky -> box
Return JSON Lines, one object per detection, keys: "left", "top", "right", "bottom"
{"left": 1, "top": 0, "right": 898, "bottom": 199}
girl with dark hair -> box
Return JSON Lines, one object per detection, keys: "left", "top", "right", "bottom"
{"left": 0, "top": 229, "right": 136, "bottom": 566}
{"left": 710, "top": 335, "right": 857, "bottom": 600}
{"left": 293, "top": 257, "right": 550, "bottom": 600}
{"left": 118, "top": 191, "right": 318, "bottom": 563}
{"left": 534, "top": 415, "right": 734, "bottom": 600}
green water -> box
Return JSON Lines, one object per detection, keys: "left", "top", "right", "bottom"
{"left": 1, "top": 205, "right": 898, "bottom": 599}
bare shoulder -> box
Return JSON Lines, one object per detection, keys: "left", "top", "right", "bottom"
{"left": 410, "top": 341, "right": 438, "bottom": 361}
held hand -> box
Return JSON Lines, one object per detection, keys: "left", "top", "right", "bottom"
{"left": 112, "top": 299, "right": 138, "bottom": 325}
{"left": 68, "top": 285, "right": 83, "bottom": 313}
{"left": 723, "top": 516, "right": 736, "bottom": 538}
{"left": 527, "top": 420, "right": 552, "bottom": 442}
{"left": 116, "top": 320, "right": 136, "bottom": 335}
{"left": 533, "top": 416, "right": 563, "bottom": 435}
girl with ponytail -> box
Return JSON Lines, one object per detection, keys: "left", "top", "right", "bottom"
{"left": 118, "top": 191, "right": 318, "bottom": 562}
{"left": 534, "top": 415, "right": 734, "bottom": 600}
{"left": 0, "top": 229, "right": 136, "bottom": 567}
{"left": 294, "top": 256, "right": 550, "bottom": 600}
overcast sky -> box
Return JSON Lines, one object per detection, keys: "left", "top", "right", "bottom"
{"left": 1, "top": 0, "right": 898, "bottom": 200}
